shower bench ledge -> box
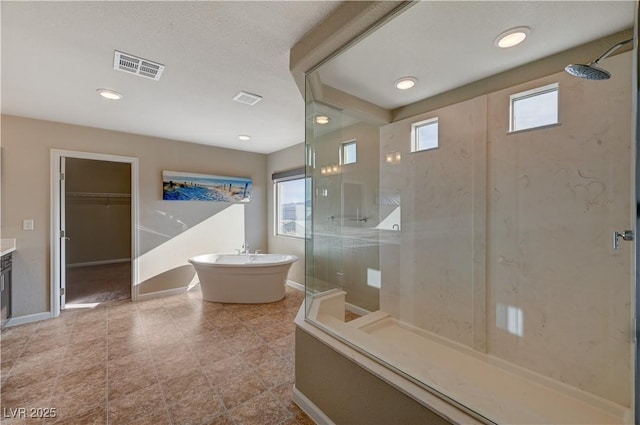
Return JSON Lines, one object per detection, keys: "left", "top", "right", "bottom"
{"left": 299, "top": 290, "right": 631, "bottom": 425}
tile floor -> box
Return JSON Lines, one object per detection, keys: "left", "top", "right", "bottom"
{"left": 0, "top": 286, "right": 313, "bottom": 425}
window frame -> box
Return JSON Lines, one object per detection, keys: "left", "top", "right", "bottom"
{"left": 509, "top": 82, "right": 559, "bottom": 133}
{"left": 273, "top": 170, "right": 306, "bottom": 239}
{"left": 340, "top": 139, "right": 357, "bottom": 165}
{"left": 410, "top": 117, "right": 439, "bottom": 153}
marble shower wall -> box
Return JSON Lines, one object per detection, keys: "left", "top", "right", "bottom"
{"left": 379, "top": 51, "right": 633, "bottom": 406}
{"left": 311, "top": 120, "right": 382, "bottom": 312}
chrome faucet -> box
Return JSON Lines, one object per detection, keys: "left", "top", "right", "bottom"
{"left": 241, "top": 243, "right": 250, "bottom": 254}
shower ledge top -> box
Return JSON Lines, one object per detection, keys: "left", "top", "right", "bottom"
{"left": 0, "top": 239, "right": 16, "bottom": 257}
{"left": 304, "top": 290, "right": 631, "bottom": 425}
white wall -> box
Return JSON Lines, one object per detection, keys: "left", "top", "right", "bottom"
{"left": 267, "top": 143, "right": 305, "bottom": 284}
{"left": 1, "top": 115, "right": 267, "bottom": 316}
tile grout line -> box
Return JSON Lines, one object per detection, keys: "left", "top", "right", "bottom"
{"left": 45, "top": 311, "right": 78, "bottom": 425}
{"left": 216, "top": 299, "right": 301, "bottom": 424}
{"left": 135, "top": 305, "right": 175, "bottom": 425}
{"left": 1, "top": 317, "right": 49, "bottom": 387}
{"left": 176, "top": 308, "right": 240, "bottom": 425}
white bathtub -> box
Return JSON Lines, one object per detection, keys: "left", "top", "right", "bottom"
{"left": 188, "top": 253, "right": 299, "bottom": 303}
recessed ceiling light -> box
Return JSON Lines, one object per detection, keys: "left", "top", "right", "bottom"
{"left": 495, "top": 26, "right": 531, "bottom": 48}
{"left": 238, "top": 135, "right": 251, "bottom": 141}
{"left": 96, "top": 89, "right": 123, "bottom": 100}
{"left": 394, "top": 77, "right": 417, "bottom": 90}
{"left": 315, "top": 115, "right": 330, "bottom": 125}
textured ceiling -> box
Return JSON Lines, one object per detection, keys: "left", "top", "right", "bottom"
{"left": 1, "top": 1, "right": 341, "bottom": 154}
{"left": 319, "top": 1, "right": 635, "bottom": 110}
{"left": 2, "top": 1, "right": 635, "bottom": 155}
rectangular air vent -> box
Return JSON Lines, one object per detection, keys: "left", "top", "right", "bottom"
{"left": 233, "top": 91, "right": 263, "bottom": 106}
{"left": 113, "top": 50, "right": 165, "bottom": 81}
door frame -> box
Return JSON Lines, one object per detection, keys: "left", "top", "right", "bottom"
{"left": 50, "top": 149, "right": 139, "bottom": 317}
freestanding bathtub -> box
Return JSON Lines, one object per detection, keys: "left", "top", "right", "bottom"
{"left": 188, "top": 253, "right": 299, "bottom": 303}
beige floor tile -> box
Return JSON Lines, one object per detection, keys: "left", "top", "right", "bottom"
{"left": 113, "top": 408, "right": 172, "bottom": 425}
{"left": 202, "top": 354, "right": 255, "bottom": 386}
{"left": 229, "top": 392, "right": 292, "bottom": 425}
{"left": 254, "top": 356, "right": 294, "bottom": 388}
{"left": 1, "top": 382, "right": 55, "bottom": 415}
{"left": 241, "top": 345, "right": 282, "bottom": 367}
{"left": 2, "top": 289, "right": 306, "bottom": 425}
{"left": 218, "top": 371, "right": 267, "bottom": 409}
{"left": 108, "top": 367, "right": 158, "bottom": 400}
{"left": 45, "top": 403, "right": 106, "bottom": 424}
{"left": 224, "top": 332, "right": 265, "bottom": 354}
{"left": 166, "top": 396, "right": 225, "bottom": 425}
{"left": 159, "top": 370, "right": 214, "bottom": 405}
{"left": 107, "top": 382, "right": 166, "bottom": 424}
{"left": 107, "top": 351, "right": 155, "bottom": 377}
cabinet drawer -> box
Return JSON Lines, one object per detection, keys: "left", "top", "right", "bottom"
{"left": 1, "top": 254, "right": 12, "bottom": 271}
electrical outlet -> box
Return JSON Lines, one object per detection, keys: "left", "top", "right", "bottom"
{"left": 23, "top": 219, "right": 34, "bottom": 231}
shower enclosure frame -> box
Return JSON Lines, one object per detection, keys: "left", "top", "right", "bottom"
{"left": 301, "top": 6, "right": 639, "bottom": 424}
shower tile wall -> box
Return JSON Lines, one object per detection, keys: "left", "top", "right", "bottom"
{"left": 312, "top": 122, "right": 381, "bottom": 312}
{"left": 378, "top": 51, "right": 633, "bottom": 407}
{"left": 379, "top": 99, "right": 482, "bottom": 349}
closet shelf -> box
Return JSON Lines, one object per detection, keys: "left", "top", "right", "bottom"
{"left": 67, "top": 192, "right": 131, "bottom": 198}
{"left": 66, "top": 192, "right": 131, "bottom": 206}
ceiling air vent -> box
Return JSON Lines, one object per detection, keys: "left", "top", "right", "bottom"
{"left": 113, "top": 50, "right": 165, "bottom": 81}
{"left": 233, "top": 91, "right": 263, "bottom": 106}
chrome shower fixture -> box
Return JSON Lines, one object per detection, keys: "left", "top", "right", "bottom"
{"left": 565, "top": 38, "right": 633, "bottom": 80}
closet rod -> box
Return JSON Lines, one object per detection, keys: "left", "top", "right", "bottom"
{"left": 66, "top": 192, "right": 131, "bottom": 198}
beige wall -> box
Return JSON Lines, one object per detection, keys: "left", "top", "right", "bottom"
{"left": 378, "top": 52, "right": 633, "bottom": 406}
{"left": 1, "top": 115, "right": 267, "bottom": 316}
{"left": 295, "top": 328, "right": 452, "bottom": 425}
{"left": 267, "top": 143, "right": 306, "bottom": 284}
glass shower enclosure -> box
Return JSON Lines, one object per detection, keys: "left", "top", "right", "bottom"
{"left": 303, "top": 3, "right": 636, "bottom": 424}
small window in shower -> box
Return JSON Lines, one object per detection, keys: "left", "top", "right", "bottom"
{"left": 411, "top": 117, "right": 438, "bottom": 152}
{"left": 340, "top": 140, "right": 357, "bottom": 165}
{"left": 509, "top": 82, "right": 559, "bottom": 132}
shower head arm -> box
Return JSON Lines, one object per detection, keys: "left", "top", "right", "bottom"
{"left": 591, "top": 38, "right": 633, "bottom": 65}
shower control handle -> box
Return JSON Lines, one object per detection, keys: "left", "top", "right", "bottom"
{"left": 613, "top": 230, "right": 634, "bottom": 250}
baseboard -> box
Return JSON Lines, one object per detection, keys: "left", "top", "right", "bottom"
{"left": 67, "top": 258, "right": 131, "bottom": 268}
{"left": 136, "top": 286, "right": 188, "bottom": 301}
{"left": 292, "top": 385, "right": 336, "bottom": 425}
{"left": 5, "top": 312, "right": 52, "bottom": 327}
{"left": 286, "top": 280, "right": 304, "bottom": 292}
{"left": 345, "top": 302, "right": 371, "bottom": 317}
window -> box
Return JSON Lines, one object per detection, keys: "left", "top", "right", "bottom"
{"left": 510, "top": 82, "right": 559, "bottom": 132}
{"left": 274, "top": 168, "right": 306, "bottom": 238}
{"left": 411, "top": 117, "right": 438, "bottom": 152}
{"left": 340, "top": 140, "right": 357, "bottom": 165}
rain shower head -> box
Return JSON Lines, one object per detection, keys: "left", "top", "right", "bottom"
{"left": 564, "top": 63, "right": 611, "bottom": 80}
{"left": 564, "top": 38, "right": 633, "bottom": 80}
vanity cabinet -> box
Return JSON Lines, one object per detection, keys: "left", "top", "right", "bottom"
{"left": 1, "top": 253, "right": 12, "bottom": 327}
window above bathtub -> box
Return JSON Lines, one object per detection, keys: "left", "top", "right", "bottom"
{"left": 273, "top": 167, "right": 307, "bottom": 239}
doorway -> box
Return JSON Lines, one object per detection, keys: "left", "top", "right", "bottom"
{"left": 64, "top": 157, "right": 131, "bottom": 306}
{"left": 51, "top": 150, "right": 138, "bottom": 315}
